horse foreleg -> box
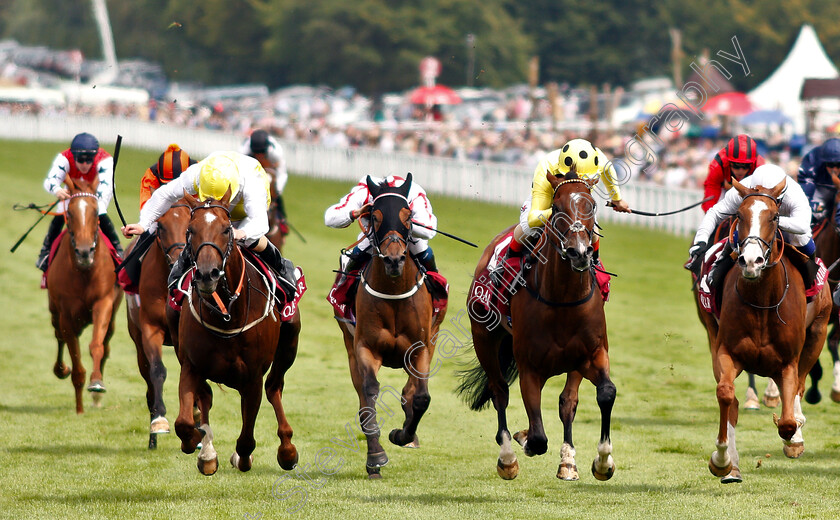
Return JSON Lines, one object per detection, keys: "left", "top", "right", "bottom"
{"left": 140, "top": 322, "right": 169, "bottom": 438}
{"left": 763, "top": 378, "right": 781, "bottom": 408}
{"left": 518, "top": 368, "right": 547, "bottom": 457}
{"left": 829, "top": 330, "right": 840, "bottom": 402}
{"left": 710, "top": 351, "right": 738, "bottom": 479}
{"left": 744, "top": 372, "right": 760, "bottom": 410}
{"left": 58, "top": 313, "right": 86, "bottom": 414}
{"left": 390, "top": 346, "right": 432, "bottom": 448}
{"left": 774, "top": 364, "right": 805, "bottom": 458}
{"left": 557, "top": 371, "right": 582, "bottom": 481}
{"left": 355, "top": 345, "right": 387, "bottom": 477}
{"left": 266, "top": 320, "right": 300, "bottom": 471}
{"left": 174, "top": 361, "right": 204, "bottom": 455}
{"left": 53, "top": 340, "right": 70, "bottom": 379}
{"left": 86, "top": 299, "right": 113, "bottom": 404}
{"left": 231, "top": 380, "right": 261, "bottom": 473}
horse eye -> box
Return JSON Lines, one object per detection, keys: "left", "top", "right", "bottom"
{"left": 223, "top": 228, "right": 230, "bottom": 235}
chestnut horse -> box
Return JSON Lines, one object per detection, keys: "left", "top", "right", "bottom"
{"left": 173, "top": 189, "right": 301, "bottom": 475}
{"left": 333, "top": 173, "right": 445, "bottom": 478}
{"left": 458, "top": 170, "right": 616, "bottom": 481}
{"left": 47, "top": 176, "right": 122, "bottom": 413}
{"left": 707, "top": 179, "right": 831, "bottom": 483}
{"left": 124, "top": 200, "right": 190, "bottom": 449}
{"left": 805, "top": 211, "right": 840, "bottom": 404}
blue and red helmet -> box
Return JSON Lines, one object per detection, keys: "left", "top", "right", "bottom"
{"left": 70, "top": 132, "right": 99, "bottom": 154}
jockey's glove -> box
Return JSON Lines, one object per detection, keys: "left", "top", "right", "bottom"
{"left": 687, "top": 241, "right": 707, "bottom": 273}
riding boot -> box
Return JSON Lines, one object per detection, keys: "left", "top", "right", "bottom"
{"left": 98, "top": 214, "right": 124, "bottom": 256}
{"left": 36, "top": 215, "right": 65, "bottom": 272}
{"left": 709, "top": 241, "right": 736, "bottom": 292}
{"left": 168, "top": 250, "right": 192, "bottom": 289}
{"left": 798, "top": 253, "right": 820, "bottom": 293}
{"left": 256, "top": 241, "right": 297, "bottom": 300}
{"left": 415, "top": 247, "right": 438, "bottom": 272}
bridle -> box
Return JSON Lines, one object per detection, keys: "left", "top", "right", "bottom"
{"left": 729, "top": 192, "right": 784, "bottom": 269}
{"left": 156, "top": 203, "right": 188, "bottom": 267}
{"left": 65, "top": 191, "right": 99, "bottom": 253}
{"left": 186, "top": 202, "right": 234, "bottom": 272}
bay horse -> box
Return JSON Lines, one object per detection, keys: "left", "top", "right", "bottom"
{"left": 124, "top": 200, "right": 190, "bottom": 449}
{"left": 333, "top": 173, "right": 445, "bottom": 478}
{"left": 173, "top": 189, "right": 301, "bottom": 475}
{"left": 707, "top": 179, "right": 831, "bottom": 483}
{"left": 804, "top": 209, "right": 840, "bottom": 404}
{"left": 458, "top": 169, "right": 616, "bottom": 481}
{"left": 47, "top": 176, "right": 122, "bottom": 413}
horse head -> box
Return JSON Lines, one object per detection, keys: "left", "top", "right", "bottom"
{"left": 156, "top": 198, "right": 191, "bottom": 267}
{"left": 732, "top": 178, "right": 785, "bottom": 280}
{"left": 367, "top": 173, "right": 413, "bottom": 277}
{"left": 64, "top": 176, "right": 100, "bottom": 269}
{"left": 546, "top": 168, "right": 598, "bottom": 272}
{"left": 184, "top": 187, "right": 234, "bottom": 295}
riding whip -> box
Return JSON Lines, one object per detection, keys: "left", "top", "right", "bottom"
{"left": 607, "top": 196, "right": 714, "bottom": 217}
{"left": 111, "top": 135, "right": 127, "bottom": 227}
{"left": 10, "top": 199, "right": 60, "bottom": 253}
{"left": 286, "top": 220, "right": 308, "bottom": 244}
{"left": 411, "top": 220, "right": 478, "bottom": 248}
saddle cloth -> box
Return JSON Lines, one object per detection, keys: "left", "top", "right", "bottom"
{"left": 41, "top": 229, "right": 121, "bottom": 289}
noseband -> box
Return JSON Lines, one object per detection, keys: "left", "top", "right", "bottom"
{"left": 65, "top": 192, "right": 99, "bottom": 252}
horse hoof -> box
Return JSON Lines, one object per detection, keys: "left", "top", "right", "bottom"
{"left": 366, "top": 452, "right": 389, "bottom": 469}
{"left": 512, "top": 430, "right": 528, "bottom": 447}
{"left": 53, "top": 364, "right": 70, "bottom": 379}
{"left": 763, "top": 394, "right": 780, "bottom": 408}
{"left": 708, "top": 458, "right": 732, "bottom": 478}
{"left": 783, "top": 442, "right": 805, "bottom": 459}
{"left": 720, "top": 466, "right": 742, "bottom": 484}
{"left": 831, "top": 389, "right": 840, "bottom": 403}
{"left": 497, "top": 458, "right": 519, "bottom": 480}
{"left": 804, "top": 387, "right": 822, "bottom": 405}
{"left": 230, "top": 452, "right": 254, "bottom": 472}
{"left": 150, "top": 416, "right": 170, "bottom": 434}
{"left": 557, "top": 462, "right": 579, "bottom": 481}
{"left": 591, "top": 460, "right": 614, "bottom": 481}
{"left": 744, "top": 388, "right": 760, "bottom": 410}
{"left": 278, "top": 447, "right": 299, "bottom": 471}
{"left": 87, "top": 381, "right": 106, "bottom": 393}
{"left": 197, "top": 456, "right": 218, "bottom": 476}
{"left": 366, "top": 466, "right": 382, "bottom": 479}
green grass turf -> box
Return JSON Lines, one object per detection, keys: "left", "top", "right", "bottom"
{"left": 1, "top": 139, "right": 840, "bottom": 519}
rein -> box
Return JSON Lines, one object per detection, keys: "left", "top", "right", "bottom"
{"left": 156, "top": 204, "right": 189, "bottom": 267}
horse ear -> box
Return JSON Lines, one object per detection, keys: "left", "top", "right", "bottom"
{"left": 769, "top": 178, "right": 786, "bottom": 200}
{"left": 400, "top": 172, "right": 413, "bottom": 197}
{"left": 184, "top": 189, "right": 199, "bottom": 208}
{"left": 366, "top": 176, "right": 379, "bottom": 197}
{"left": 565, "top": 163, "right": 579, "bottom": 180}
{"left": 221, "top": 186, "right": 232, "bottom": 205}
{"left": 64, "top": 176, "right": 77, "bottom": 192}
{"left": 546, "top": 170, "right": 560, "bottom": 188}
{"left": 732, "top": 178, "right": 749, "bottom": 197}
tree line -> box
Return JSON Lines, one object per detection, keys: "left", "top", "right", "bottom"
{"left": 2, "top": 0, "right": 839, "bottom": 95}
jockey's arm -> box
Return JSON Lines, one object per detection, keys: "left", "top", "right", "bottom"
{"left": 694, "top": 189, "right": 740, "bottom": 245}
{"left": 135, "top": 169, "right": 196, "bottom": 233}
{"left": 234, "top": 177, "right": 271, "bottom": 246}
{"left": 779, "top": 189, "right": 812, "bottom": 237}
{"left": 43, "top": 153, "right": 70, "bottom": 199}
{"left": 94, "top": 156, "right": 115, "bottom": 214}
{"left": 325, "top": 182, "right": 369, "bottom": 229}
{"left": 526, "top": 168, "right": 553, "bottom": 228}
{"left": 408, "top": 189, "right": 437, "bottom": 240}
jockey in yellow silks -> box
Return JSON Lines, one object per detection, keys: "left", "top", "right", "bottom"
{"left": 505, "top": 138, "right": 631, "bottom": 265}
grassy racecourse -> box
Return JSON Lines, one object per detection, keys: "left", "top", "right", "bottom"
{"left": 1, "top": 139, "right": 840, "bottom": 519}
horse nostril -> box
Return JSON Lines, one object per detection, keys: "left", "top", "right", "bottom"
{"left": 738, "top": 257, "right": 747, "bottom": 267}
{"left": 566, "top": 248, "right": 579, "bottom": 258}
{"left": 210, "top": 268, "right": 221, "bottom": 279}
{"left": 586, "top": 246, "right": 594, "bottom": 256}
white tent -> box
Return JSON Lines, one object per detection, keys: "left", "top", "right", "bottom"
{"left": 748, "top": 24, "right": 838, "bottom": 134}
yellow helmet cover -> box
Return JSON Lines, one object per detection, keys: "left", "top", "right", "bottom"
{"left": 196, "top": 153, "right": 240, "bottom": 201}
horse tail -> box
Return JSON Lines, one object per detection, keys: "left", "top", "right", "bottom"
{"left": 455, "top": 339, "right": 518, "bottom": 411}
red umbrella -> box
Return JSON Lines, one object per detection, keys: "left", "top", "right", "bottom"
{"left": 704, "top": 92, "right": 754, "bottom": 116}
{"left": 409, "top": 85, "right": 461, "bottom": 105}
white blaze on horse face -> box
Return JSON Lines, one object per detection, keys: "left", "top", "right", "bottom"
{"left": 202, "top": 212, "right": 218, "bottom": 226}
{"left": 740, "top": 199, "right": 770, "bottom": 277}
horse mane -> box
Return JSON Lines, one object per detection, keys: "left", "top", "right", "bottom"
{"left": 564, "top": 164, "right": 580, "bottom": 180}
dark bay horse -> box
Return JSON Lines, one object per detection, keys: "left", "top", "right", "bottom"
{"left": 805, "top": 211, "right": 840, "bottom": 404}
{"left": 333, "top": 173, "right": 446, "bottom": 478}
{"left": 458, "top": 170, "right": 616, "bottom": 481}
{"left": 47, "top": 176, "right": 122, "bottom": 413}
{"left": 707, "top": 179, "right": 831, "bottom": 483}
{"left": 124, "top": 200, "right": 190, "bottom": 448}
{"left": 173, "top": 189, "right": 301, "bottom": 475}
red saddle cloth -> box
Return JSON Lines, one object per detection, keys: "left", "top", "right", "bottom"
{"left": 469, "top": 232, "right": 610, "bottom": 322}
{"left": 692, "top": 240, "right": 828, "bottom": 319}
{"left": 41, "top": 230, "right": 122, "bottom": 289}
{"left": 168, "top": 252, "right": 306, "bottom": 323}
{"left": 326, "top": 262, "right": 449, "bottom": 326}
{"left": 117, "top": 266, "right": 137, "bottom": 295}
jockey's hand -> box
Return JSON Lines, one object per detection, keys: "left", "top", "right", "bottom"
{"left": 122, "top": 223, "right": 145, "bottom": 238}
{"left": 233, "top": 228, "right": 248, "bottom": 241}
{"left": 351, "top": 203, "right": 372, "bottom": 221}
{"left": 55, "top": 188, "right": 70, "bottom": 200}
{"left": 687, "top": 241, "right": 707, "bottom": 272}
{"left": 610, "top": 199, "right": 631, "bottom": 213}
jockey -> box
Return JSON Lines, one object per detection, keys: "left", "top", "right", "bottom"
{"left": 37, "top": 132, "right": 122, "bottom": 271}
{"left": 689, "top": 164, "right": 818, "bottom": 293}
{"left": 139, "top": 144, "right": 196, "bottom": 210}
{"left": 325, "top": 174, "right": 438, "bottom": 280}
{"left": 797, "top": 137, "right": 840, "bottom": 227}
{"left": 503, "top": 138, "right": 630, "bottom": 267}
{"left": 241, "top": 129, "right": 289, "bottom": 234}
{"left": 702, "top": 134, "right": 765, "bottom": 213}
{"left": 121, "top": 151, "right": 297, "bottom": 298}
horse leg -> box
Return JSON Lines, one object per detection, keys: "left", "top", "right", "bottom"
{"left": 266, "top": 320, "right": 300, "bottom": 471}
{"left": 58, "top": 313, "right": 86, "bottom": 414}
{"left": 390, "top": 348, "right": 432, "bottom": 449}
{"left": 231, "top": 379, "right": 262, "bottom": 472}
{"left": 355, "top": 345, "right": 388, "bottom": 477}
{"left": 141, "top": 323, "right": 169, "bottom": 441}
{"left": 86, "top": 299, "right": 112, "bottom": 407}
{"left": 774, "top": 364, "right": 804, "bottom": 458}
{"left": 517, "top": 368, "right": 548, "bottom": 457}
{"left": 557, "top": 371, "right": 581, "bottom": 481}
{"left": 709, "top": 350, "right": 739, "bottom": 480}
{"left": 829, "top": 328, "right": 840, "bottom": 403}
{"left": 53, "top": 340, "right": 70, "bottom": 379}
{"left": 174, "top": 361, "right": 205, "bottom": 457}
{"left": 388, "top": 377, "right": 420, "bottom": 448}
{"left": 744, "top": 372, "right": 760, "bottom": 410}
